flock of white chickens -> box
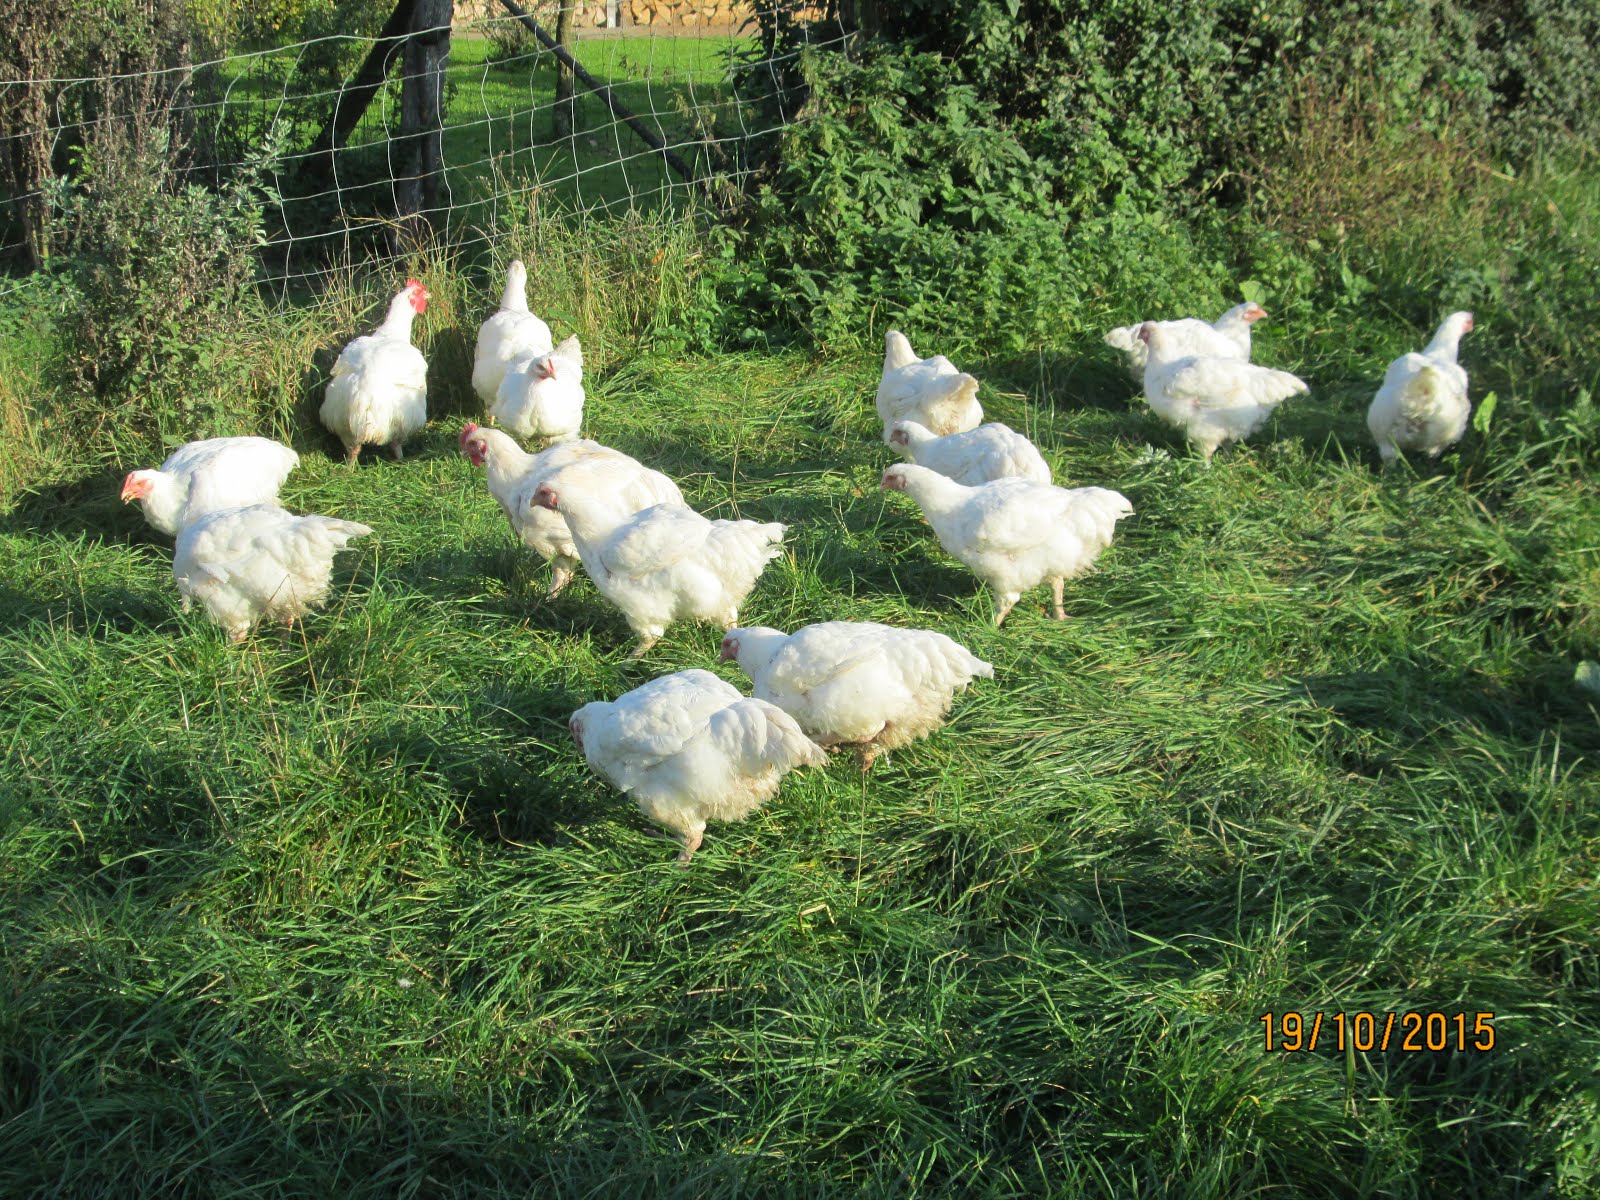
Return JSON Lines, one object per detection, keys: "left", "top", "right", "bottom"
{"left": 117, "top": 264, "right": 1478, "bottom": 864}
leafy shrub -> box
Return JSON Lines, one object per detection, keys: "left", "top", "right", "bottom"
{"left": 482, "top": 13, "right": 535, "bottom": 66}
{"left": 0, "top": 0, "right": 193, "bottom": 270}
{"left": 46, "top": 107, "right": 279, "bottom": 445}
{"left": 718, "top": 45, "right": 1238, "bottom": 352}
{"left": 719, "top": 1, "right": 1600, "bottom": 351}
{"left": 854, "top": 0, "right": 1599, "bottom": 176}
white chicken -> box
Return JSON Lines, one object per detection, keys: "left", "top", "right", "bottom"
{"left": 321, "top": 279, "right": 430, "bottom": 464}
{"left": 721, "top": 621, "right": 993, "bottom": 770}
{"left": 173, "top": 504, "right": 372, "bottom": 642}
{"left": 472, "top": 259, "right": 554, "bottom": 408}
{"left": 570, "top": 669, "right": 826, "bottom": 864}
{"left": 1139, "top": 321, "right": 1307, "bottom": 463}
{"left": 876, "top": 330, "right": 984, "bottom": 443}
{"left": 121, "top": 436, "right": 299, "bottom": 536}
{"left": 1366, "top": 311, "right": 1474, "bottom": 465}
{"left": 490, "top": 334, "right": 584, "bottom": 445}
{"left": 533, "top": 483, "right": 785, "bottom": 657}
{"left": 882, "top": 463, "right": 1132, "bottom": 625}
{"left": 1104, "top": 302, "right": 1266, "bottom": 380}
{"left": 459, "top": 423, "right": 682, "bottom": 597}
{"left": 888, "top": 419, "right": 1052, "bottom": 486}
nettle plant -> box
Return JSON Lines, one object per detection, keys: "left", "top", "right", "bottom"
{"left": 721, "top": 48, "right": 1086, "bottom": 353}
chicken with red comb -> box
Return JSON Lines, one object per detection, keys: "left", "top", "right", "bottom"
{"left": 320, "top": 279, "right": 430, "bottom": 464}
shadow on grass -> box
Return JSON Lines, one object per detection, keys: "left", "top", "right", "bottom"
{"left": 983, "top": 343, "right": 1141, "bottom": 417}
{"left": 0, "top": 580, "right": 170, "bottom": 639}
{"left": 1, "top": 466, "right": 147, "bottom": 543}
{"left": 1294, "top": 658, "right": 1600, "bottom": 773}
{"left": 359, "top": 700, "right": 599, "bottom": 851}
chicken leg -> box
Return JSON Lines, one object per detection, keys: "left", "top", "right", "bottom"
{"left": 1051, "top": 577, "right": 1068, "bottom": 620}
{"left": 676, "top": 826, "right": 704, "bottom": 867}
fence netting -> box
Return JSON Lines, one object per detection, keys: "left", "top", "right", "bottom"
{"left": 0, "top": 2, "right": 845, "bottom": 299}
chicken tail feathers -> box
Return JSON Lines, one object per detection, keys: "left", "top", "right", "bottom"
{"left": 299, "top": 516, "right": 374, "bottom": 551}
{"left": 1397, "top": 364, "right": 1449, "bottom": 421}
{"left": 1066, "top": 488, "right": 1134, "bottom": 547}
{"left": 705, "top": 700, "right": 828, "bottom": 777}
{"left": 1259, "top": 369, "right": 1311, "bottom": 409}
{"left": 884, "top": 330, "right": 917, "bottom": 372}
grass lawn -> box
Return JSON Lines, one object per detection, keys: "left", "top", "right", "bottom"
{"left": 1, "top": 315, "right": 1597, "bottom": 1192}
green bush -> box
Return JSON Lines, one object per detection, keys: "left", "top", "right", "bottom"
{"left": 719, "top": 1, "right": 1600, "bottom": 350}
{"left": 718, "top": 45, "right": 1239, "bottom": 352}
{"left": 46, "top": 114, "right": 279, "bottom": 446}
{"left": 858, "top": 0, "right": 1598, "bottom": 175}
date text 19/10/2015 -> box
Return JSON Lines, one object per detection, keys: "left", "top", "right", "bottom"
{"left": 1259, "top": 1011, "right": 1496, "bottom": 1053}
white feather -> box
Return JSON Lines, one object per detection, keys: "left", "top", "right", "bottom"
{"left": 173, "top": 504, "right": 372, "bottom": 641}
{"left": 571, "top": 669, "right": 826, "bottom": 862}
{"left": 876, "top": 330, "right": 983, "bottom": 443}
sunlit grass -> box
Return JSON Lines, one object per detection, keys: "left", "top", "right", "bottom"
{"left": 1, "top": 260, "right": 1597, "bottom": 1192}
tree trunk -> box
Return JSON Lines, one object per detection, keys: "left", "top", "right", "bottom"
{"left": 393, "top": 0, "right": 453, "bottom": 252}
{"left": 553, "top": 2, "right": 575, "bottom": 138}
{"left": 302, "top": 0, "right": 417, "bottom": 186}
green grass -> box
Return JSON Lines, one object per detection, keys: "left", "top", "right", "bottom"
{"left": 2, "top": 301, "right": 1598, "bottom": 1194}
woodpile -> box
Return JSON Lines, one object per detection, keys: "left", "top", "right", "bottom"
{"left": 456, "top": 0, "right": 765, "bottom": 29}
{"left": 626, "top": 0, "right": 748, "bottom": 25}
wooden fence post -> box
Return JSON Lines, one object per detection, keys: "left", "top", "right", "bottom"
{"left": 498, "top": 0, "right": 695, "bottom": 185}
{"left": 393, "top": 0, "right": 453, "bottom": 252}
{"left": 553, "top": 2, "right": 575, "bottom": 138}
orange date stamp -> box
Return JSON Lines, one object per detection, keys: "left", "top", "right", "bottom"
{"left": 1259, "top": 1011, "right": 1496, "bottom": 1053}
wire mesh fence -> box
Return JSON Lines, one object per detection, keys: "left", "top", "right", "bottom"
{"left": 0, "top": 1, "right": 846, "bottom": 300}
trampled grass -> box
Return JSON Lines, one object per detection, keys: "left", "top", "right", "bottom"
{"left": 2, "top": 305, "right": 1597, "bottom": 1194}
